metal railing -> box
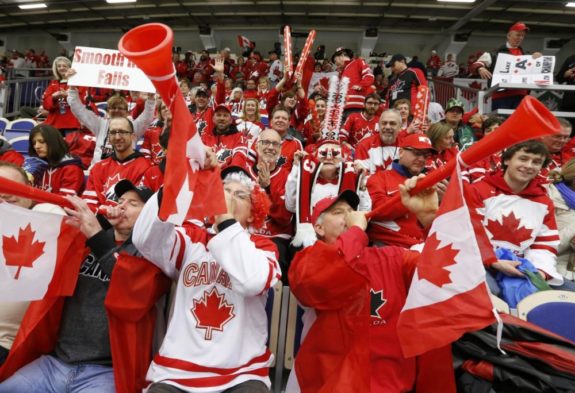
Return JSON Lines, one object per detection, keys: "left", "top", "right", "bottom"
{"left": 0, "top": 68, "right": 52, "bottom": 119}
{"left": 429, "top": 77, "right": 487, "bottom": 112}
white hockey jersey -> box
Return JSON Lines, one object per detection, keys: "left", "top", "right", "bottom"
{"left": 133, "top": 195, "right": 281, "bottom": 392}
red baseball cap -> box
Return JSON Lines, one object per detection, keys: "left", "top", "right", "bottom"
{"left": 214, "top": 104, "right": 232, "bottom": 114}
{"left": 399, "top": 134, "right": 434, "bottom": 150}
{"left": 509, "top": 22, "right": 529, "bottom": 32}
{"left": 311, "top": 190, "right": 360, "bottom": 225}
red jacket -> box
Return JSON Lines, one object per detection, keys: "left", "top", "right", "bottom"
{"left": 201, "top": 125, "right": 248, "bottom": 170}
{"left": 42, "top": 81, "right": 87, "bottom": 130}
{"left": 367, "top": 164, "right": 428, "bottom": 247}
{"left": 247, "top": 134, "right": 303, "bottom": 171}
{"left": 289, "top": 227, "right": 453, "bottom": 393}
{"left": 140, "top": 162, "right": 164, "bottom": 192}
{"left": 35, "top": 155, "right": 85, "bottom": 196}
{"left": 82, "top": 152, "right": 151, "bottom": 209}
{"left": 140, "top": 127, "right": 164, "bottom": 166}
{"left": 340, "top": 112, "right": 378, "bottom": 147}
{"left": 355, "top": 134, "right": 400, "bottom": 174}
{"left": 340, "top": 58, "right": 375, "bottom": 110}
{"left": 0, "top": 140, "right": 24, "bottom": 166}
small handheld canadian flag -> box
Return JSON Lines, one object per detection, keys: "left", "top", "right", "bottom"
{"left": 0, "top": 203, "right": 87, "bottom": 301}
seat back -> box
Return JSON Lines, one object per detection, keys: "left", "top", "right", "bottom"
{"left": 490, "top": 294, "right": 510, "bottom": 314}
{"left": 284, "top": 291, "right": 306, "bottom": 370}
{"left": 517, "top": 290, "right": 575, "bottom": 342}
{"left": 265, "top": 281, "right": 283, "bottom": 367}
{"left": 8, "top": 119, "right": 37, "bottom": 132}
{"left": 0, "top": 117, "right": 9, "bottom": 133}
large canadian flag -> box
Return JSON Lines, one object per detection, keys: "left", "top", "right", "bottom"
{"left": 397, "top": 158, "right": 497, "bottom": 357}
{"left": 0, "top": 203, "right": 86, "bottom": 301}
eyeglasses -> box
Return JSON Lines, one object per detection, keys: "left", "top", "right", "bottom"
{"left": 317, "top": 148, "right": 341, "bottom": 158}
{"left": 108, "top": 129, "right": 133, "bottom": 137}
{"left": 258, "top": 140, "right": 282, "bottom": 148}
{"left": 403, "top": 148, "right": 431, "bottom": 158}
{"left": 224, "top": 188, "right": 251, "bottom": 201}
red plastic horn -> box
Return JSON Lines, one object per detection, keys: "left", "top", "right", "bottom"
{"left": 118, "top": 23, "right": 179, "bottom": 105}
{"left": 366, "top": 96, "right": 561, "bottom": 219}
{"left": 0, "top": 176, "right": 73, "bottom": 209}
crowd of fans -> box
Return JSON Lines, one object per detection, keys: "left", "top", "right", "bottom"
{"left": 0, "top": 20, "right": 575, "bottom": 392}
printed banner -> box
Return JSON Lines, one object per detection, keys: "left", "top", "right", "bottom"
{"left": 492, "top": 54, "right": 555, "bottom": 86}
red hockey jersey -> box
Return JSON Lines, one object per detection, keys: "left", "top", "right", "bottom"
{"left": 340, "top": 58, "right": 375, "bottom": 110}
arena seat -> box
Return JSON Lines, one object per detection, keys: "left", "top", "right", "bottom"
{"left": 517, "top": 290, "right": 575, "bottom": 342}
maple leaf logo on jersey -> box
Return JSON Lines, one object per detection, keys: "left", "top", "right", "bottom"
{"left": 370, "top": 289, "right": 387, "bottom": 319}
{"left": 103, "top": 173, "right": 122, "bottom": 201}
{"left": 216, "top": 148, "right": 232, "bottom": 164}
{"left": 2, "top": 224, "right": 45, "bottom": 279}
{"left": 486, "top": 212, "right": 533, "bottom": 247}
{"left": 418, "top": 233, "right": 459, "bottom": 287}
{"left": 196, "top": 119, "right": 207, "bottom": 136}
{"left": 191, "top": 287, "right": 235, "bottom": 340}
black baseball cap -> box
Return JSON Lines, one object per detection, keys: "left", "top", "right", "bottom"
{"left": 114, "top": 179, "right": 153, "bottom": 203}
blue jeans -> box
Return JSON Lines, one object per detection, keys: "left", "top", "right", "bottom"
{"left": 0, "top": 355, "right": 115, "bottom": 393}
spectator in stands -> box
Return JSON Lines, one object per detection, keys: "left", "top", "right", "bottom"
{"left": 468, "top": 140, "right": 575, "bottom": 294}
{"left": 0, "top": 138, "right": 24, "bottom": 166}
{"left": 302, "top": 96, "right": 327, "bottom": 147}
{"left": 462, "top": 116, "right": 504, "bottom": 183}
{"left": 386, "top": 54, "right": 427, "bottom": 114}
{"left": 287, "top": 181, "right": 451, "bottom": 393}
{"left": 227, "top": 87, "right": 244, "bottom": 118}
{"left": 556, "top": 54, "right": 575, "bottom": 130}
{"left": 426, "top": 50, "right": 442, "bottom": 77}
{"left": 0, "top": 180, "right": 152, "bottom": 393}
{"left": 141, "top": 127, "right": 169, "bottom": 192}
{"left": 367, "top": 134, "right": 435, "bottom": 247}
{"left": 192, "top": 50, "right": 213, "bottom": 84}
{"left": 547, "top": 159, "right": 575, "bottom": 281}
{"left": 42, "top": 57, "right": 86, "bottom": 133}
{"left": 244, "top": 51, "right": 268, "bottom": 82}
{"left": 437, "top": 53, "right": 459, "bottom": 78}
{"left": 245, "top": 129, "right": 294, "bottom": 279}
{"left": 470, "top": 22, "right": 542, "bottom": 110}
{"left": 426, "top": 122, "right": 457, "bottom": 171}
{"left": 132, "top": 166, "right": 279, "bottom": 393}
{"left": 407, "top": 55, "right": 426, "bottom": 76}
{"left": 236, "top": 97, "right": 264, "bottom": 142}
{"left": 355, "top": 109, "right": 402, "bottom": 174}
{"left": 441, "top": 98, "right": 475, "bottom": 151}
{"left": 66, "top": 69, "right": 155, "bottom": 166}
{"left": 191, "top": 57, "right": 226, "bottom": 137}
{"left": 0, "top": 162, "right": 66, "bottom": 367}
{"left": 201, "top": 104, "right": 248, "bottom": 169}
{"left": 141, "top": 101, "right": 170, "bottom": 166}
{"left": 540, "top": 117, "right": 573, "bottom": 178}
{"left": 267, "top": 50, "right": 283, "bottom": 85}
{"left": 331, "top": 47, "right": 374, "bottom": 117}
{"left": 374, "top": 73, "right": 388, "bottom": 97}
{"left": 25, "top": 124, "right": 84, "bottom": 196}
{"left": 340, "top": 93, "right": 381, "bottom": 147}
{"left": 179, "top": 78, "right": 192, "bottom": 107}
{"left": 82, "top": 117, "right": 150, "bottom": 209}
{"left": 258, "top": 106, "right": 304, "bottom": 170}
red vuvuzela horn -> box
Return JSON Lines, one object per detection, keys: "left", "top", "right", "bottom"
{"left": 0, "top": 176, "right": 73, "bottom": 209}
{"left": 366, "top": 96, "right": 561, "bottom": 219}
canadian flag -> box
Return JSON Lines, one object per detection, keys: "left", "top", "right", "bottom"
{"left": 0, "top": 203, "right": 87, "bottom": 301}
{"left": 397, "top": 158, "right": 497, "bottom": 357}
{"left": 237, "top": 35, "right": 255, "bottom": 49}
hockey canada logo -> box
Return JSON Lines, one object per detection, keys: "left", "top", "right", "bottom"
{"left": 191, "top": 287, "right": 235, "bottom": 340}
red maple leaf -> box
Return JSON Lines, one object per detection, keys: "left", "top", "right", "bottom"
{"left": 418, "top": 233, "right": 459, "bottom": 287}
{"left": 191, "top": 287, "right": 235, "bottom": 340}
{"left": 2, "top": 224, "right": 45, "bottom": 279}
{"left": 486, "top": 212, "right": 533, "bottom": 247}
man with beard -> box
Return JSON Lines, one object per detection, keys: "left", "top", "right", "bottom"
{"left": 201, "top": 104, "right": 247, "bottom": 169}
{"left": 355, "top": 110, "right": 402, "bottom": 174}
{"left": 340, "top": 93, "right": 381, "bottom": 147}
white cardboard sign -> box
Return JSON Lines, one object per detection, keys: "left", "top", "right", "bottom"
{"left": 492, "top": 54, "right": 555, "bottom": 86}
{"left": 67, "top": 46, "right": 156, "bottom": 93}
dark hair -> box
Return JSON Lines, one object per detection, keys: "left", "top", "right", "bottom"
{"left": 501, "top": 140, "right": 550, "bottom": 171}
{"left": 365, "top": 93, "right": 382, "bottom": 103}
{"left": 29, "top": 124, "right": 69, "bottom": 166}
{"left": 482, "top": 115, "right": 504, "bottom": 133}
